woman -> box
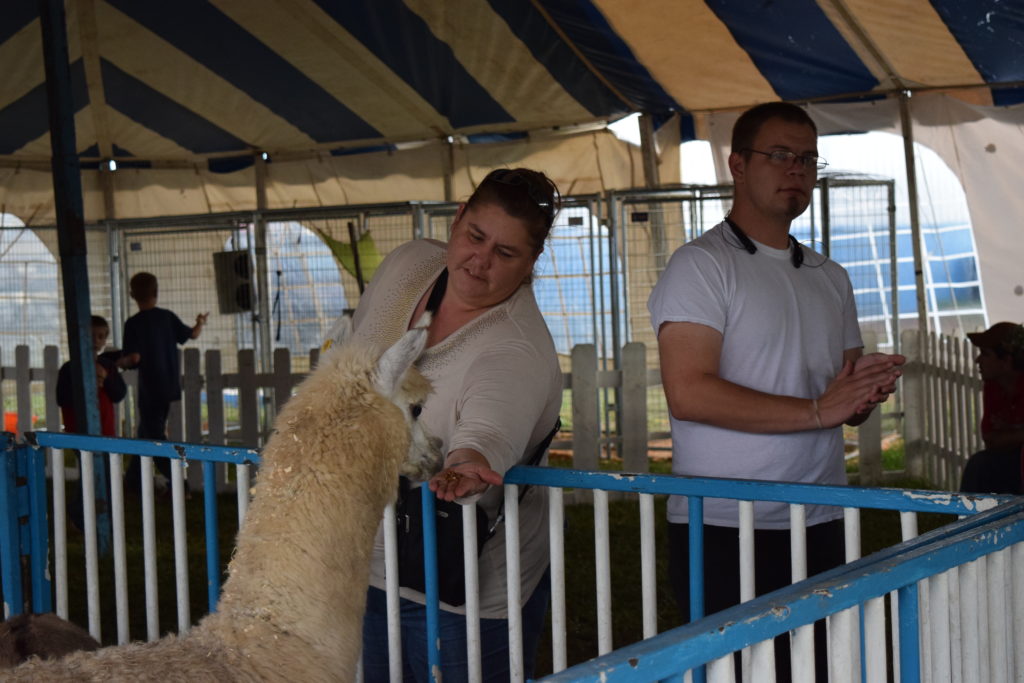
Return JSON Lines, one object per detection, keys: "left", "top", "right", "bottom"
{"left": 354, "top": 168, "right": 564, "bottom": 682}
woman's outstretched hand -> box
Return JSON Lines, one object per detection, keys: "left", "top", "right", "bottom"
{"left": 429, "top": 454, "right": 503, "bottom": 502}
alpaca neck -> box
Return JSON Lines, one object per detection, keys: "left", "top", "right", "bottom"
{"left": 214, "top": 441, "right": 397, "bottom": 664}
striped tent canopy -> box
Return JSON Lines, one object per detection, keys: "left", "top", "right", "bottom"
{"left": 1, "top": 0, "right": 1022, "bottom": 225}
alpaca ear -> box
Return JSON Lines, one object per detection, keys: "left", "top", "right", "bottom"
{"left": 321, "top": 311, "right": 354, "bottom": 352}
{"left": 375, "top": 323, "right": 428, "bottom": 397}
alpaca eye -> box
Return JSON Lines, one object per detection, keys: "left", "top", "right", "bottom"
{"left": 410, "top": 404, "right": 422, "bottom": 419}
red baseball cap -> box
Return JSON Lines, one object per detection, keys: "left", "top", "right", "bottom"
{"left": 967, "top": 321, "right": 1024, "bottom": 352}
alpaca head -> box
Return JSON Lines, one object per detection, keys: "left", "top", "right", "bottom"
{"left": 372, "top": 318, "right": 442, "bottom": 482}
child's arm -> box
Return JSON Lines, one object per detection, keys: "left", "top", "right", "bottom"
{"left": 191, "top": 312, "right": 209, "bottom": 339}
{"left": 98, "top": 356, "right": 128, "bottom": 404}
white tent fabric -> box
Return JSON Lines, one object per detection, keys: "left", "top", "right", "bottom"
{"left": 0, "top": 128, "right": 673, "bottom": 222}
{"left": 1, "top": 0, "right": 1022, "bottom": 318}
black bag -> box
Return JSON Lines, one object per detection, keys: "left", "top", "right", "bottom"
{"left": 394, "top": 419, "right": 560, "bottom": 607}
{"left": 395, "top": 479, "right": 493, "bottom": 606}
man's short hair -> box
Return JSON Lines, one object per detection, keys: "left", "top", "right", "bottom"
{"left": 129, "top": 272, "right": 158, "bottom": 302}
{"left": 731, "top": 102, "right": 818, "bottom": 155}
{"left": 90, "top": 315, "right": 109, "bottom": 331}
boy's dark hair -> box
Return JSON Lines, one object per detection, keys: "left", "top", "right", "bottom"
{"left": 731, "top": 102, "right": 818, "bottom": 155}
{"left": 129, "top": 272, "right": 158, "bottom": 302}
{"left": 90, "top": 315, "right": 108, "bottom": 331}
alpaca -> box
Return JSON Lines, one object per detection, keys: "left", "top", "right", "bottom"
{"left": 0, "top": 613, "right": 100, "bottom": 667}
{"left": 6, "top": 324, "right": 441, "bottom": 681}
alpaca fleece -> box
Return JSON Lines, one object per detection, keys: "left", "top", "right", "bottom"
{"left": 6, "top": 335, "right": 438, "bottom": 682}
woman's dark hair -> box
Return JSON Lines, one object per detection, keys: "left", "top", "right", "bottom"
{"left": 465, "top": 168, "right": 561, "bottom": 254}
{"left": 731, "top": 102, "right": 817, "bottom": 156}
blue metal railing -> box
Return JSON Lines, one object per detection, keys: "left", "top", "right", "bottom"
{"left": 534, "top": 498, "right": 1024, "bottom": 681}
{"left": 498, "top": 467, "right": 1015, "bottom": 682}
{"left": 0, "top": 432, "right": 51, "bottom": 616}
{"left": 0, "top": 431, "right": 260, "bottom": 617}
{"left": 1, "top": 433, "right": 1015, "bottom": 681}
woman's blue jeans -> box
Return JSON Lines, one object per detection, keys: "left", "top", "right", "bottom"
{"left": 361, "top": 569, "right": 551, "bottom": 683}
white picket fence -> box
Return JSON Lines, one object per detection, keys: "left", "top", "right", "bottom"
{"left": 1, "top": 327, "right": 983, "bottom": 491}
{"left": 901, "top": 328, "right": 984, "bottom": 490}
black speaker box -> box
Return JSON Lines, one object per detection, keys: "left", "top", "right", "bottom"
{"left": 212, "top": 250, "right": 254, "bottom": 314}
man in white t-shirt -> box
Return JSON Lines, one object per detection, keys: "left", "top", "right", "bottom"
{"left": 648, "top": 102, "right": 904, "bottom": 680}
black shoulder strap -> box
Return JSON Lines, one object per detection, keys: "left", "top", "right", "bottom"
{"left": 485, "top": 418, "right": 561, "bottom": 537}
{"left": 525, "top": 417, "right": 560, "bottom": 468}
{"left": 425, "top": 269, "right": 448, "bottom": 314}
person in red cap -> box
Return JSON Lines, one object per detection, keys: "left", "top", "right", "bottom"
{"left": 960, "top": 321, "right": 1024, "bottom": 494}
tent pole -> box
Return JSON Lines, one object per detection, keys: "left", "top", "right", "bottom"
{"left": 639, "top": 113, "right": 667, "bottom": 271}
{"left": 38, "top": 0, "right": 101, "bottom": 439}
{"left": 441, "top": 137, "right": 455, "bottom": 202}
{"left": 253, "top": 155, "right": 273, "bottom": 440}
{"left": 898, "top": 92, "right": 929, "bottom": 335}
{"left": 898, "top": 91, "right": 928, "bottom": 482}
{"left": 638, "top": 114, "right": 661, "bottom": 188}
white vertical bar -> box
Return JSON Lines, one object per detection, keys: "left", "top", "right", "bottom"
{"left": 50, "top": 446, "right": 69, "bottom": 618}
{"left": 919, "top": 577, "right": 932, "bottom": 683}
{"left": 1000, "top": 547, "right": 1014, "bottom": 681}
{"left": 987, "top": 550, "right": 1007, "bottom": 682}
{"left": 236, "top": 463, "right": 251, "bottom": 523}
{"left": 505, "top": 486, "right": 524, "bottom": 683}
{"left": 977, "top": 554, "right": 991, "bottom": 683}
{"left": 891, "top": 591, "right": 901, "bottom": 683}
{"left": 843, "top": 507, "right": 861, "bottom": 562}
{"left": 842, "top": 507, "right": 862, "bottom": 683}
{"left": 463, "top": 499, "right": 482, "bottom": 683}
{"left": 828, "top": 607, "right": 854, "bottom": 683}
{"left": 750, "top": 640, "right": 776, "bottom": 683}
{"left": 141, "top": 457, "right": 160, "bottom": 641}
{"left": 947, "top": 567, "right": 962, "bottom": 683}
{"left": 593, "top": 488, "right": 613, "bottom": 655}
{"left": 382, "top": 502, "right": 403, "bottom": 683}
{"left": 639, "top": 493, "right": 657, "bottom": 640}
{"left": 708, "top": 653, "right": 737, "bottom": 683}
{"left": 171, "top": 458, "right": 190, "bottom": 633}
{"left": 928, "top": 572, "right": 951, "bottom": 683}
{"left": 789, "top": 505, "right": 807, "bottom": 582}
{"left": 739, "top": 500, "right": 755, "bottom": 683}
{"left": 1012, "top": 542, "right": 1024, "bottom": 682}
{"left": 959, "top": 559, "right": 980, "bottom": 683}
{"left": 789, "top": 504, "right": 812, "bottom": 683}
{"left": 864, "top": 596, "right": 887, "bottom": 682}
{"left": 900, "top": 511, "right": 919, "bottom": 541}
{"left": 81, "top": 450, "right": 101, "bottom": 642}
{"left": 108, "top": 452, "right": 130, "bottom": 644}
{"left": 549, "top": 487, "right": 567, "bottom": 673}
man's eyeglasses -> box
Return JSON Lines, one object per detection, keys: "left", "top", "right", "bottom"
{"left": 745, "top": 149, "right": 828, "bottom": 170}
{"left": 488, "top": 169, "right": 557, "bottom": 223}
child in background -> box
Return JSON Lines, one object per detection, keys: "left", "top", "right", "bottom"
{"left": 55, "top": 315, "right": 133, "bottom": 532}
{"left": 960, "top": 321, "right": 1024, "bottom": 494}
{"left": 122, "top": 272, "right": 207, "bottom": 493}
{"left": 55, "top": 315, "right": 132, "bottom": 435}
